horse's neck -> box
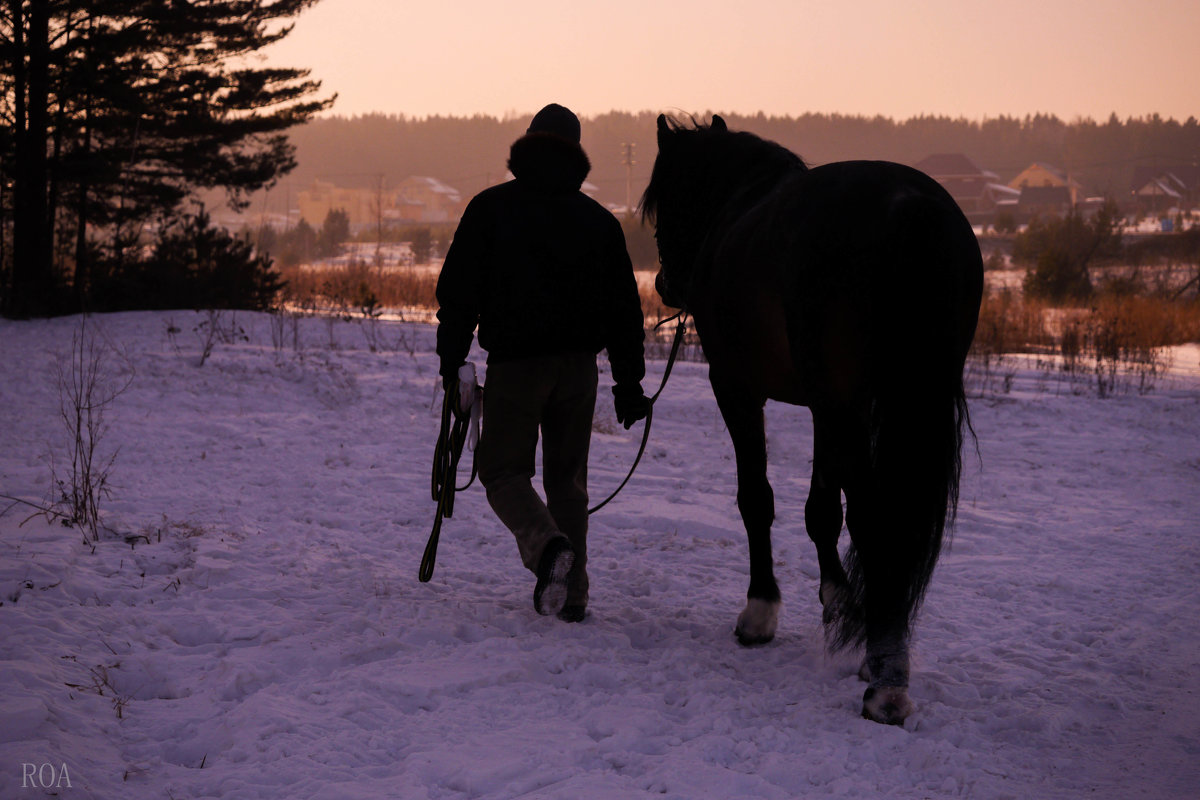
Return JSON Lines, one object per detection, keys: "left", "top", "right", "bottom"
{"left": 681, "top": 163, "right": 796, "bottom": 293}
{"left": 733, "top": 159, "right": 797, "bottom": 207}
{"left": 694, "top": 170, "right": 786, "bottom": 241}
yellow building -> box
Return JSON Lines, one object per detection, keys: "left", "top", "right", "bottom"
{"left": 296, "top": 176, "right": 464, "bottom": 230}
{"left": 297, "top": 180, "right": 377, "bottom": 229}
{"left": 1009, "top": 163, "right": 1084, "bottom": 204}
{"left": 393, "top": 176, "right": 464, "bottom": 223}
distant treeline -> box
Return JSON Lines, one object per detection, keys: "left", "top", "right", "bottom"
{"left": 253, "top": 111, "right": 1200, "bottom": 215}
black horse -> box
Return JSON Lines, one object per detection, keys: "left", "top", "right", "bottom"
{"left": 642, "top": 115, "right": 982, "bottom": 724}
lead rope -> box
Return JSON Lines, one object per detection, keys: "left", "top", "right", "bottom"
{"left": 419, "top": 312, "right": 689, "bottom": 582}
{"left": 587, "top": 311, "right": 688, "bottom": 514}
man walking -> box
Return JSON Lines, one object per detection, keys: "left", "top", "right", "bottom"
{"left": 436, "top": 103, "right": 649, "bottom": 622}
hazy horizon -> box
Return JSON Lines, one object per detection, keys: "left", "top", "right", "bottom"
{"left": 300, "top": 107, "right": 1196, "bottom": 125}
{"left": 262, "top": 0, "right": 1200, "bottom": 124}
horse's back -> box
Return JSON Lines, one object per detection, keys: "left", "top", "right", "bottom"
{"left": 781, "top": 160, "right": 974, "bottom": 255}
{"left": 773, "top": 159, "right": 982, "bottom": 321}
{"left": 696, "top": 157, "right": 982, "bottom": 405}
{"left": 751, "top": 159, "right": 982, "bottom": 399}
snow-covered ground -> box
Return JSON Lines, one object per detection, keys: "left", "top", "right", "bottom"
{"left": 1, "top": 311, "right": 1198, "bottom": 799}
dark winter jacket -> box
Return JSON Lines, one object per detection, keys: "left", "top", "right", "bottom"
{"left": 435, "top": 132, "right": 646, "bottom": 389}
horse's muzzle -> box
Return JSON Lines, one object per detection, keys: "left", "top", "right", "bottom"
{"left": 655, "top": 270, "right": 685, "bottom": 309}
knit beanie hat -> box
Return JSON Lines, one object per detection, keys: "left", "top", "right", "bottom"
{"left": 527, "top": 103, "right": 581, "bottom": 143}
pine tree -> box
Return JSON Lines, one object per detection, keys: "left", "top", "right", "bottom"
{"left": 317, "top": 207, "right": 349, "bottom": 258}
{"left": 0, "top": 0, "right": 333, "bottom": 316}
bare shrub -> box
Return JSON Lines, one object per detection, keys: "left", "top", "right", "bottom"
{"left": 268, "top": 306, "right": 287, "bottom": 353}
{"left": 267, "top": 305, "right": 305, "bottom": 357}
{"left": 190, "top": 309, "right": 248, "bottom": 366}
{"left": 53, "top": 318, "right": 132, "bottom": 542}
{"left": 193, "top": 311, "right": 219, "bottom": 366}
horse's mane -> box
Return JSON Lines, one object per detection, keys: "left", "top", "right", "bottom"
{"left": 641, "top": 115, "right": 807, "bottom": 226}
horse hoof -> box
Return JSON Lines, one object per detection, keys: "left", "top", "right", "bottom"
{"left": 735, "top": 629, "right": 775, "bottom": 647}
{"left": 734, "top": 598, "right": 780, "bottom": 647}
{"left": 861, "top": 686, "right": 914, "bottom": 725}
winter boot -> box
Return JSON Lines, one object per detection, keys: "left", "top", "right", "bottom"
{"left": 533, "top": 537, "right": 575, "bottom": 616}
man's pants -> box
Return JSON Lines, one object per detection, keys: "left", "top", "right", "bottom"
{"left": 477, "top": 353, "right": 597, "bottom": 606}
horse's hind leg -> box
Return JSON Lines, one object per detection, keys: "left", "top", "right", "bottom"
{"left": 818, "top": 409, "right": 915, "bottom": 724}
{"left": 806, "top": 412, "right": 850, "bottom": 622}
{"left": 843, "top": 481, "right": 916, "bottom": 725}
{"left": 712, "top": 382, "right": 781, "bottom": 646}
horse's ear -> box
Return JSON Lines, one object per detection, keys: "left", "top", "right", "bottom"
{"left": 657, "top": 114, "right": 671, "bottom": 143}
{"left": 711, "top": 114, "right": 727, "bottom": 132}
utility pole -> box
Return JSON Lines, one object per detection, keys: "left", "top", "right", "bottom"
{"left": 621, "top": 142, "right": 636, "bottom": 219}
{"left": 1063, "top": 139, "right": 1074, "bottom": 209}
{"left": 375, "top": 173, "right": 384, "bottom": 266}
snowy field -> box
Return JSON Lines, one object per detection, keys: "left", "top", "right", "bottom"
{"left": 1, "top": 311, "right": 1198, "bottom": 799}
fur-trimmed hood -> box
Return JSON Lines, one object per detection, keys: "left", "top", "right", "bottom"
{"left": 507, "top": 132, "right": 591, "bottom": 195}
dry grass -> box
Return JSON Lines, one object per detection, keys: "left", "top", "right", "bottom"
{"left": 971, "top": 289, "right": 1200, "bottom": 395}
{"left": 1087, "top": 294, "right": 1200, "bottom": 348}
{"left": 1057, "top": 295, "right": 1200, "bottom": 395}
{"left": 279, "top": 263, "right": 438, "bottom": 315}
{"left": 971, "top": 290, "right": 1055, "bottom": 357}
{"left": 279, "top": 263, "right": 1200, "bottom": 394}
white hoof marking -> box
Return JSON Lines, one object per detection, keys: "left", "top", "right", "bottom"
{"left": 735, "top": 598, "right": 780, "bottom": 645}
{"left": 862, "top": 686, "right": 915, "bottom": 725}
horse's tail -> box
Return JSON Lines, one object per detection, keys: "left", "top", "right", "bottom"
{"left": 830, "top": 191, "right": 980, "bottom": 651}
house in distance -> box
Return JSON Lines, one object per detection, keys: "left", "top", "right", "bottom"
{"left": 297, "top": 176, "right": 464, "bottom": 233}
{"left": 914, "top": 153, "right": 1019, "bottom": 226}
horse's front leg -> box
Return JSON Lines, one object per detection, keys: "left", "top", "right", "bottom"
{"left": 713, "top": 382, "right": 781, "bottom": 646}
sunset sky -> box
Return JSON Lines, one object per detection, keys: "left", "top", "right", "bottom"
{"left": 262, "top": 0, "right": 1200, "bottom": 123}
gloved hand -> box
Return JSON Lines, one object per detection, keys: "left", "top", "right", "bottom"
{"left": 442, "top": 363, "right": 463, "bottom": 393}
{"left": 613, "top": 384, "right": 651, "bottom": 430}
